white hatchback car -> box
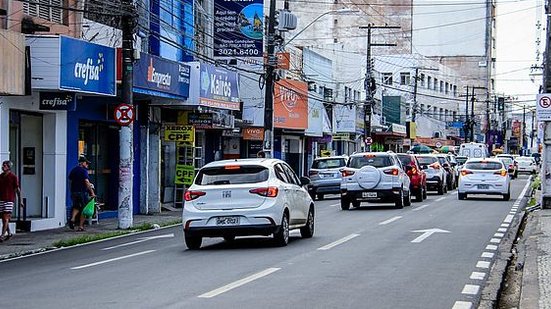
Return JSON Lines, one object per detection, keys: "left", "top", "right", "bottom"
{"left": 182, "top": 159, "right": 315, "bottom": 249}
{"left": 516, "top": 156, "right": 537, "bottom": 174}
{"left": 458, "top": 158, "right": 511, "bottom": 201}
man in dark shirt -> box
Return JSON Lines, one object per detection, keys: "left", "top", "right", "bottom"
{"left": 68, "top": 155, "right": 95, "bottom": 231}
{"left": 0, "top": 161, "right": 24, "bottom": 241}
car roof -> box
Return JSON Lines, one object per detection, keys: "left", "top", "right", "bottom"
{"left": 350, "top": 152, "right": 394, "bottom": 157}
{"left": 465, "top": 158, "right": 503, "bottom": 163}
{"left": 201, "top": 158, "right": 281, "bottom": 169}
{"left": 314, "top": 156, "right": 347, "bottom": 160}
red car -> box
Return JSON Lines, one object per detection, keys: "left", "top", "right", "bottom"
{"left": 397, "top": 153, "right": 427, "bottom": 201}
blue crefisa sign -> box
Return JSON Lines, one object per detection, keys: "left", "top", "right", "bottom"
{"left": 133, "top": 53, "right": 190, "bottom": 99}
{"left": 59, "top": 37, "right": 116, "bottom": 96}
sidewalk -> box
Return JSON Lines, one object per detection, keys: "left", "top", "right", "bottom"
{"left": 520, "top": 190, "right": 551, "bottom": 308}
{"left": 0, "top": 211, "right": 182, "bottom": 261}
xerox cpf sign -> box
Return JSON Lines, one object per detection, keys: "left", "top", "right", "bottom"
{"left": 60, "top": 37, "right": 116, "bottom": 96}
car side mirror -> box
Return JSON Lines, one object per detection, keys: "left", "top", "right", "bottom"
{"left": 300, "top": 177, "right": 311, "bottom": 186}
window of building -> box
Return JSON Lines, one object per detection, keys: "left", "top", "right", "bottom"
{"left": 420, "top": 73, "right": 425, "bottom": 87}
{"left": 344, "top": 86, "right": 349, "bottom": 102}
{"left": 445, "top": 82, "right": 449, "bottom": 94}
{"left": 24, "top": 0, "right": 65, "bottom": 24}
{"left": 427, "top": 76, "right": 432, "bottom": 89}
{"left": 439, "top": 81, "right": 444, "bottom": 93}
{"left": 334, "top": 19, "right": 338, "bottom": 25}
{"left": 434, "top": 78, "right": 438, "bottom": 91}
{"left": 453, "top": 85, "right": 457, "bottom": 97}
{"left": 382, "top": 73, "right": 393, "bottom": 85}
{"left": 420, "top": 104, "right": 425, "bottom": 115}
{"left": 400, "top": 72, "right": 411, "bottom": 86}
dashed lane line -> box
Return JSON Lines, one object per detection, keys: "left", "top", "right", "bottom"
{"left": 470, "top": 272, "right": 486, "bottom": 280}
{"left": 486, "top": 245, "right": 498, "bottom": 251}
{"left": 71, "top": 250, "right": 156, "bottom": 270}
{"left": 317, "top": 234, "right": 360, "bottom": 251}
{"left": 481, "top": 252, "right": 495, "bottom": 258}
{"left": 498, "top": 228, "right": 507, "bottom": 232}
{"left": 452, "top": 301, "right": 472, "bottom": 309}
{"left": 198, "top": 268, "right": 281, "bottom": 298}
{"left": 504, "top": 215, "right": 515, "bottom": 223}
{"left": 413, "top": 204, "right": 430, "bottom": 211}
{"left": 461, "top": 284, "right": 480, "bottom": 295}
{"left": 379, "top": 216, "right": 402, "bottom": 225}
{"left": 476, "top": 261, "right": 491, "bottom": 269}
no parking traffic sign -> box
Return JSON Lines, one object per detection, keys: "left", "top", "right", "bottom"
{"left": 537, "top": 94, "right": 551, "bottom": 121}
{"left": 114, "top": 104, "right": 135, "bottom": 126}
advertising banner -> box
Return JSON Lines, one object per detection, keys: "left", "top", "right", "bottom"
{"left": 512, "top": 120, "right": 521, "bottom": 138}
{"left": 133, "top": 53, "right": 190, "bottom": 99}
{"left": 305, "top": 96, "right": 323, "bottom": 137}
{"left": 213, "top": 0, "right": 263, "bottom": 58}
{"left": 188, "top": 112, "right": 235, "bottom": 129}
{"left": 199, "top": 63, "right": 240, "bottom": 110}
{"left": 274, "top": 80, "right": 308, "bottom": 130}
{"left": 175, "top": 164, "right": 195, "bottom": 185}
{"left": 59, "top": 36, "right": 116, "bottom": 96}
{"left": 39, "top": 92, "right": 76, "bottom": 111}
{"left": 333, "top": 104, "right": 357, "bottom": 133}
{"left": 243, "top": 127, "right": 264, "bottom": 140}
{"left": 164, "top": 125, "right": 195, "bottom": 143}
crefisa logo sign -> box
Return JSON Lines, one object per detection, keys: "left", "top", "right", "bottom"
{"left": 60, "top": 37, "right": 116, "bottom": 96}
{"left": 39, "top": 92, "right": 76, "bottom": 111}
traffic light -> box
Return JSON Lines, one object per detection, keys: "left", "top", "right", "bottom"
{"left": 498, "top": 97, "right": 505, "bottom": 111}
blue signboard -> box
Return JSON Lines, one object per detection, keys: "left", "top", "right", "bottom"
{"left": 133, "top": 53, "right": 190, "bottom": 99}
{"left": 447, "top": 121, "right": 464, "bottom": 128}
{"left": 213, "top": 0, "right": 263, "bottom": 58}
{"left": 199, "top": 63, "right": 240, "bottom": 110}
{"left": 59, "top": 37, "right": 116, "bottom": 96}
{"left": 39, "top": 92, "right": 76, "bottom": 111}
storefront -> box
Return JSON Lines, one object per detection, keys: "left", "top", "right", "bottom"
{"left": 372, "top": 124, "right": 408, "bottom": 152}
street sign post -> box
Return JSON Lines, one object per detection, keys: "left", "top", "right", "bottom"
{"left": 537, "top": 94, "right": 551, "bottom": 121}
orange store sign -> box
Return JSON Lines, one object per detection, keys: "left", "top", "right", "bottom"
{"left": 274, "top": 80, "right": 308, "bottom": 130}
{"left": 243, "top": 127, "right": 264, "bottom": 141}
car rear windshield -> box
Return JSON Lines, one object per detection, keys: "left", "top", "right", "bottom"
{"left": 499, "top": 158, "right": 513, "bottom": 165}
{"left": 195, "top": 166, "right": 269, "bottom": 185}
{"left": 456, "top": 157, "right": 467, "bottom": 164}
{"left": 437, "top": 157, "right": 447, "bottom": 165}
{"left": 349, "top": 155, "right": 392, "bottom": 168}
{"left": 416, "top": 156, "right": 437, "bottom": 165}
{"left": 397, "top": 155, "right": 413, "bottom": 166}
{"left": 312, "top": 158, "right": 346, "bottom": 169}
{"left": 464, "top": 162, "right": 502, "bottom": 170}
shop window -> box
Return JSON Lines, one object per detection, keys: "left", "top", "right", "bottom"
{"left": 382, "top": 73, "right": 392, "bottom": 85}
{"left": 24, "top": 0, "right": 65, "bottom": 24}
{"left": 400, "top": 72, "right": 410, "bottom": 85}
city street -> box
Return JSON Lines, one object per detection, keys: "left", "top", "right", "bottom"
{"left": 0, "top": 177, "right": 530, "bottom": 309}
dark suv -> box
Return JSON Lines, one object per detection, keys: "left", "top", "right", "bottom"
{"left": 397, "top": 153, "right": 427, "bottom": 202}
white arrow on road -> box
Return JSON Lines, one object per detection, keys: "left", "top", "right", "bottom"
{"left": 411, "top": 228, "right": 450, "bottom": 243}
{"left": 102, "top": 233, "right": 175, "bottom": 250}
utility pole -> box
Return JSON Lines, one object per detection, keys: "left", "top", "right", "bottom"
{"left": 263, "top": 0, "right": 277, "bottom": 158}
{"left": 522, "top": 105, "right": 526, "bottom": 156}
{"left": 464, "top": 86, "right": 469, "bottom": 143}
{"left": 118, "top": 1, "right": 136, "bottom": 229}
{"left": 542, "top": 0, "right": 551, "bottom": 208}
{"left": 359, "top": 24, "right": 400, "bottom": 150}
{"left": 531, "top": 109, "right": 535, "bottom": 149}
{"left": 470, "top": 87, "right": 475, "bottom": 142}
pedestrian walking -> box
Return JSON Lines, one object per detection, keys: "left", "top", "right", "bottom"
{"left": 68, "top": 155, "right": 95, "bottom": 231}
{"left": 0, "top": 161, "right": 24, "bottom": 241}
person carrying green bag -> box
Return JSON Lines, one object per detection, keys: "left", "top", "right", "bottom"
{"left": 82, "top": 197, "right": 95, "bottom": 219}
{"left": 68, "top": 155, "right": 96, "bottom": 231}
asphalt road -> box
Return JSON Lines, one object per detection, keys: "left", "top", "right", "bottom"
{"left": 0, "top": 176, "right": 531, "bottom": 309}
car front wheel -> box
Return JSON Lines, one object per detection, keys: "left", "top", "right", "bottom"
{"left": 300, "top": 206, "right": 315, "bottom": 238}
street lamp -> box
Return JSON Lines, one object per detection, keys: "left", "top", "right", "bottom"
{"left": 283, "top": 8, "right": 359, "bottom": 47}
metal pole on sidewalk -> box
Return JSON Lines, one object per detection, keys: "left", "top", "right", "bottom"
{"left": 262, "top": 0, "right": 276, "bottom": 158}
{"left": 118, "top": 2, "right": 136, "bottom": 229}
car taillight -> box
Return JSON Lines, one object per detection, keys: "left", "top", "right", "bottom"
{"left": 494, "top": 169, "right": 507, "bottom": 177}
{"left": 184, "top": 190, "right": 206, "bottom": 201}
{"left": 383, "top": 168, "right": 399, "bottom": 176}
{"left": 508, "top": 164, "right": 513, "bottom": 168}
{"left": 249, "top": 187, "right": 279, "bottom": 197}
{"left": 429, "top": 162, "right": 441, "bottom": 170}
{"left": 461, "top": 170, "right": 473, "bottom": 176}
{"left": 410, "top": 167, "right": 418, "bottom": 175}
{"left": 341, "top": 169, "right": 355, "bottom": 177}
{"left": 309, "top": 170, "right": 319, "bottom": 176}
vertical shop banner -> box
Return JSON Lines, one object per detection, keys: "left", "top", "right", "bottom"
{"left": 59, "top": 36, "right": 116, "bottom": 96}
{"left": 274, "top": 80, "right": 308, "bottom": 130}
{"left": 305, "top": 97, "right": 323, "bottom": 137}
{"left": 213, "top": 0, "right": 263, "bottom": 58}
{"left": 199, "top": 63, "right": 241, "bottom": 110}
{"left": 512, "top": 120, "right": 521, "bottom": 138}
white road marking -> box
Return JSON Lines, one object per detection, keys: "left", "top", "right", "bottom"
{"left": 379, "top": 216, "right": 402, "bottom": 225}
{"left": 470, "top": 272, "right": 486, "bottom": 280}
{"left": 318, "top": 234, "right": 360, "bottom": 251}
{"left": 435, "top": 197, "right": 446, "bottom": 202}
{"left": 476, "top": 261, "right": 491, "bottom": 269}
{"left": 490, "top": 238, "right": 501, "bottom": 244}
{"left": 486, "top": 245, "right": 498, "bottom": 251}
{"left": 413, "top": 204, "right": 430, "bottom": 211}
{"left": 494, "top": 233, "right": 505, "bottom": 238}
{"left": 504, "top": 215, "right": 515, "bottom": 223}
{"left": 198, "top": 268, "right": 281, "bottom": 298}
{"left": 452, "top": 301, "right": 472, "bottom": 309}
{"left": 101, "top": 233, "right": 175, "bottom": 250}
{"left": 517, "top": 180, "right": 531, "bottom": 201}
{"left": 71, "top": 250, "right": 156, "bottom": 270}
{"left": 498, "top": 228, "right": 507, "bottom": 232}
{"left": 501, "top": 223, "right": 510, "bottom": 228}
{"left": 411, "top": 228, "right": 450, "bottom": 243}
{"left": 481, "top": 252, "right": 495, "bottom": 258}
{"left": 329, "top": 203, "right": 340, "bottom": 207}
{"left": 462, "top": 284, "right": 480, "bottom": 295}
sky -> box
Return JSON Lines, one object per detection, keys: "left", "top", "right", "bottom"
{"left": 495, "top": 0, "right": 543, "bottom": 114}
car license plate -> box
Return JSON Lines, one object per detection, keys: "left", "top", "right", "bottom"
{"left": 216, "top": 216, "right": 240, "bottom": 226}
{"left": 321, "top": 173, "right": 333, "bottom": 178}
{"left": 478, "top": 184, "right": 489, "bottom": 189}
{"left": 362, "top": 192, "right": 377, "bottom": 198}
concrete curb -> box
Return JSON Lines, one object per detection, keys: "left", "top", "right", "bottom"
{"left": 478, "top": 181, "right": 534, "bottom": 308}
{"left": 0, "top": 223, "right": 182, "bottom": 263}
{"left": 519, "top": 210, "right": 540, "bottom": 308}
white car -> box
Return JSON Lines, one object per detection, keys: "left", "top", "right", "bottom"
{"left": 340, "top": 152, "right": 411, "bottom": 209}
{"left": 458, "top": 158, "right": 511, "bottom": 201}
{"left": 182, "top": 159, "right": 315, "bottom": 249}
{"left": 516, "top": 156, "right": 537, "bottom": 174}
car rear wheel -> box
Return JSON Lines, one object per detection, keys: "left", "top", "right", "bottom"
{"left": 300, "top": 206, "right": 315, "bottom": 238}
{"left": 503, "top": 190, "right": 511, "bottom": 201}
{"left": 422, "top": 186, "right": 428, "bottom": 200}
{"left": 395, "top": 189, "right": 404, "bottom": 209}
{"left": 223, "top": 235, "right": 236, "bottom": 242}
{"left": 404, "top": 190, "right": 412, "bottom": 207}
{"left": 184, "top": 233, "right": 202, "bottom": 250}
{"left": 437, "top": 183, "right": 445, "bottom": 195}
{"left": 352, "top": 201, "right": 361, "bottom": 208}
{"left": 458, "top": 192, "right": 467, "bottom": 200}
{"left": 415, "top": 189, "right": 423, "bottom": 202}
{"left": 340, "top": 198, "right": 350, "bottom": 210}
{"left": 273, "top": 214, "right": 289, "bottom": 247}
